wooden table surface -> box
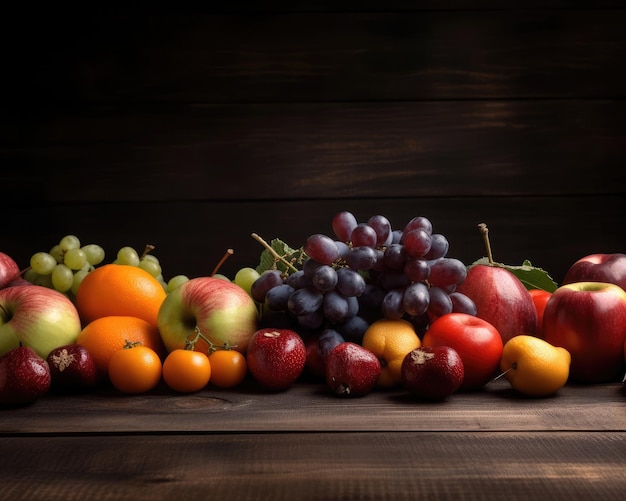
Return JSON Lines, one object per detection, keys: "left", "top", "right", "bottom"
{"left": 0, "top": 377, "right": 624, "bottom": 501}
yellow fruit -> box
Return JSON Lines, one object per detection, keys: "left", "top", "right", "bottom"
{"left": 500, "top": 335, "right": 571, "bottom": 397}
{"left": 361, "top": 319, "right": 421, "bottom": 388}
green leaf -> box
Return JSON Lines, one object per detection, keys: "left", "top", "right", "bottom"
{"left": 255, "top": 238, "right": 306, "bottom": 275}
{"left": 470, "top": 257, "right": 558, "bottom": 292}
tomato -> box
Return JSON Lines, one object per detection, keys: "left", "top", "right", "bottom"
{"left": 163, "top": 349, "right": 211, "bottom": 393}
{"left": 528, "top": 289, "right": 552, "bottom": 338}
{"left": 108, "top": 345, "right": 162, "bottom": 394}
{"left": 422, "top": 313, "right": 503, "bottom": 390}
{"left": 208, "top": 349, "right": 247, "bottom": 388}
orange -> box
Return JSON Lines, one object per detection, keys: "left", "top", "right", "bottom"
{"left": 76, "top": 315, "right": 165, "bottom": 376}
{"left": 75, "top": 263, "right": 166, "bottom": 327}
{"left": 108, "top": 345, "right": 163, "bottom": 394}
{"left": 499, "top": 335, "right": 571, "bottom": 397}
{"left": 361, "top": 319, "right": 421, "bottom": 388}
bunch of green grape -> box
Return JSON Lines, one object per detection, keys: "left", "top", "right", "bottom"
{"left": 26, "top": 235, "right": 106, "bottom": 296}
{"left": 113, "top": 244, "right": 167, "bottom": 289}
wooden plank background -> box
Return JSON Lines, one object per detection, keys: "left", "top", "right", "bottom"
{"left": 1, "top": 4, "right": 624, "bottom": 284}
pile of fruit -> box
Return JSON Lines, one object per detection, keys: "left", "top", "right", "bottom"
{"left": 0, "top": 211, "right": 625, "bottom": 407}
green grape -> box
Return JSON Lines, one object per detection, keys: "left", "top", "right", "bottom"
{"left": 59, "top": 235, "right": 81, "bottom": 254}
{"left": 49, "top": 244, "right": 63, "bottom": 263}
{"left": 71, "top": 269, "right": 90, "bottom": 296}
{"left": 32, "top": 273, "right": 53, "bottom": 288}
{"left": 30, "top": 252, "right": 57, "bottom": 275}
{"left": 51, "top": 264, "right": 74, "bottom": 292}
{"left": 82, "top": 244, "right": 105, "bottom": 266}
{"left": 234, "top": 267, "right": 261, "bottom": 297}
{"left": 64, "top": 247, "right": 88, "bottom": 270}
{"left": 117, "top": 246, "right": 140, "bottom": 266}
{"left": 142, "top": 253, "right": 160, "bottom": 264}
{"left": 23, "top": 268, "right": 39, "bottom": 283}
{"left": 167, "top": 274, "right": 189, "bottom": 292}
{"left": 138, "top": 258, "right": 162, "bottom": 278}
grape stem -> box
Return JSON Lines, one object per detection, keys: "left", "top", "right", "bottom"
{"left": 186, "top": 326, "right": 236, "bottom": 354}
{"left": 211, "top": 249, "right": 234, "bottom": 276}
{"left": 478, "top": 223, "right": 495, "bottom": 265}
{"left": 251, "top": 233, "right": 298, "bottom": 273}
{"left": 140, "top": 244, "right": 156, "bottom": 259}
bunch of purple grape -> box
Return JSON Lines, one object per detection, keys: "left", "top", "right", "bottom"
{"left": 251, "top": 211, "right": 476, "bottom": 341}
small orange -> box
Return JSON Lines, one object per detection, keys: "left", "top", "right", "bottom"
{"left": 361, "top": 319, "right": 421, "bottom": 388}
{"left": 163, "top": 349, "right": 212, "bottom": 393}
{"left": 108, "top": 344, "right": 163, "bottom": 394}
{"left": 76, "top": 315, "right": 165, "bottom": 376}
{"left": 75, "top": 263, "right": 166, "bottom": 327}
{"left": 208, "top": 349, "right": 248, "bottom": 388}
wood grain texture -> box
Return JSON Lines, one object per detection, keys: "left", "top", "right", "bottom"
{"left": 0, "top": 432, "right": 624, "bottom": 501}
{"left": 4, "top": 10, "right": 626, "bottom": 106}
{"left": 2, "top": 100, "right": 624, "bottom": 204}
{"left": 1, "top": 380, "right": 624, "bottom": 434}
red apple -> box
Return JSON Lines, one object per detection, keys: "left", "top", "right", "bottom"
{"left": 325, "top": 342, "right": 381, "bottom": 397}
{"left": 456, "top": 265, "right": 537, "bottom": 344}
{"left": 0, "top": 285, "right": 82, "bottom": 359}
{"left": 528, "top": 289, "right": 552, "bottom": 339}
{"left": 422, "top": 312, "right": 503, "bottom": 390}
{"left": 401, "top": 346, "right": 464, "bottom": 400}
{"left": 0, "top": 346, "right": 51, "bottom": 406}
{"left": 543, "top": 282, "right": 626, "bottom": 383}
{"left": 562, "top": 253, "right": 626, "bottom": 291}
{"left": 0, "top": 252, "right": 21, "bottom": 290}
{"left": 246, "top": 328, "right": 306, "bottom": 391}
{"left": 157, "top": 276, "right": 258, "bottom": 354}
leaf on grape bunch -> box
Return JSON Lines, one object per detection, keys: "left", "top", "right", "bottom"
{"left": 256, "top": 238, "right": 306, "bottom": 275}
{"left": 470, "top": 257, "right": 558, "bottom": 292}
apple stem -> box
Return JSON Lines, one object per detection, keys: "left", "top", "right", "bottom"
{"left": 211, "top": 249, "right": 235, "bottom": 277}
{"left": 478, "top": 223, "right": 495, "bottom": 265}
{"left": 251, "top": 233, "right": 299, "bottom": 273}
{"left": 493, "top": 364, "right": 516, "bottom": 381}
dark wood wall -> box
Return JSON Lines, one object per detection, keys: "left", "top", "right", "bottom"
{"left": 2, "top": 2, "right": 625, "bottom": 284}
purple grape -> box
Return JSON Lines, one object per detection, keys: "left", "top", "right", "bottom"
{"left": 337, "top": 315, "right": 370, "bottom": 343}
{"left": 367, "top": 215, "right": 393, "bottom": 246}
{"left": 346, "top": 246, "right": 378, "bottom": 270}
{"left": 428, "top": 258, "right": 467, "bottom": 288}
{"left": 286, "top": 269, "right": 312, "bottom": 289}
{"left": 336, "top": 267, "right": 367, "bottom": 297}
{"left": 265, "top": 283, "right": 295, "bottom": 311}
{"left": 287, "top": 286, "right": 324, "bottom": 316}
{"left": 402, "top": 282, "right": 429, "bottom": 317}
{"left": 402, "top": 229, "right": 432, "bottom": 258}
{"left": 381, "top": 288, "right": 405, "bottom": 319}
{"left": 423, "top": 233, "right": 449, "bottom": 260}
{"left": 323, "top": 291, "right": 350, "bottom": 324}
{"left": 403, "top": 258, "right": 430, "bottom": 283}
{"left": 332, "top": 211, "right": 358, "bottom": 242}
{"left": 304, "top": 234, "right": 340, "bottom": 265}
{"left": 427, "top": 286, "right": 453, "bottom": 320}
{"left": 383, "top": 244, "right": 409, "bottom": 271}
{"left": 450, "top": 291, "right": 477, "bottom": 316}
{"left": 297, "top": 309, "right": 325, "bottom": 331}
{"left": 251, "top": 270, "right": 284, "bottom": 303}
{"left": 312, "top": 265, "right": 338, "bottom": 292}
{"left": 402, "top": 216, "right": 433, "bottom": 236}
{"left": 376, "top": 271, "right": 411, "bottom": 291}
{"left": 335, "top": 240, "right": 350, "bottom": 259}
{"left": 351, "top": 223, "right": 378, "bottom": 248}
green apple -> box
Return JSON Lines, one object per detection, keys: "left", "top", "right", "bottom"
{"left": 0, "top": 285, "right": 82, "bottom": 359}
